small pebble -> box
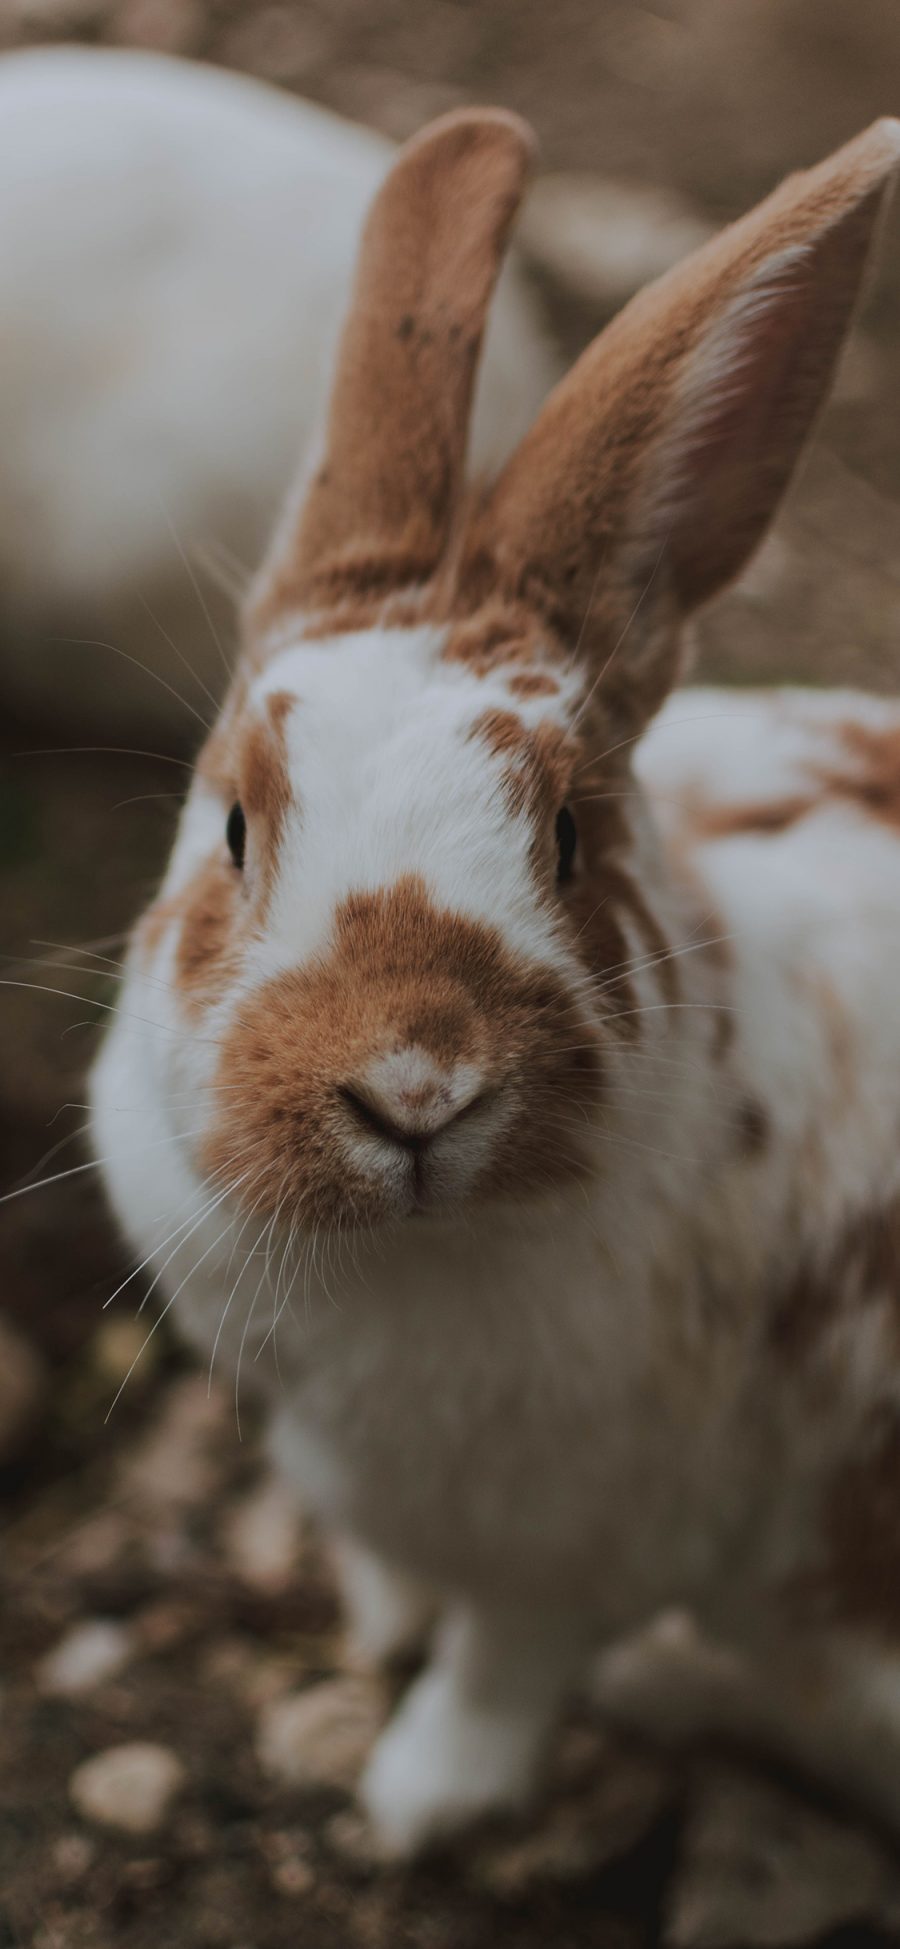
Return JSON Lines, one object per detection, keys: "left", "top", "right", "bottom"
{"left": 92, "top": 1317, "right": 161, "bottom": 1389}
{"left": 38, "top": 1619, "right": 133, "bottom": 1697}
{"left": 667, "top": 1763, "right": 900, "bottom": 1948}
{"left": 122, "top": 1375, "right": 227, "bottom": 1513}
{"left": 70, "top": 1741, "right": 186, "bottom": 1834}
{"left": 222, "top": 1473, "right": 304, "bottom": 1593}
{"left": 475, "top": 1748, "right": 669, "bottom": 1896}
{"left": 256, "top": 1676, "right": 382, "bottom": 1792}
{"left": 51, "top": 1831, "right": 96, "bottom": 1885}
{"left": 326, "top": 1808, "right": 378, "bottom": 1868}
{"left": 271, "top": 1852, "right": 315, "bottom": 1897}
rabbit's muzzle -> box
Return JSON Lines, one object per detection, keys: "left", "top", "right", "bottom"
{"left": 198, "top": 878, "right": 601, "bottom": 1232}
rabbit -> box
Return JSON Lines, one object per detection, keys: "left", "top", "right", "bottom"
{"left": 0, "top": 47, "right": 555, "bottom": 738}
{"left": 90, "top": 104, "right": 900, "bottom": 1857}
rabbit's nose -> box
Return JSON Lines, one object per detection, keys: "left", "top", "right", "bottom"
{"left": 338, "top": 1048, "right": 490, "bottom": 1154}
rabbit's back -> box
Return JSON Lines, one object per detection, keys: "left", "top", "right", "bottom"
{"left": 640, "top": 682, "right": 900, "bottom": 1367}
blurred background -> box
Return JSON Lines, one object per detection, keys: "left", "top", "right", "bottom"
{"left": 2, "top": 4, "right": 900, "bottom": 1945}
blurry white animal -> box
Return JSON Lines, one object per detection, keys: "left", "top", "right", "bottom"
{"left": 0, "top": 47, "right": 556, "bottom": 736}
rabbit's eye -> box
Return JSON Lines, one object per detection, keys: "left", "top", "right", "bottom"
{"left": 226, "top": 802, "right": 246, "bottom": 871}
{"left": 556, "top": 804, "right": 577, "bottom": 885}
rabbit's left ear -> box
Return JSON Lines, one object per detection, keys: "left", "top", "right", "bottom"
{"left": 465, "top": 119, "right": 900, "bottom": 724}
{"left": 253, "top": 107, "right": 534, "bottom": 629}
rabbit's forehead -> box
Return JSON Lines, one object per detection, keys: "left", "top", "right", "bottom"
{"left": 237, "top": 622, "right": 580, "bottom": 978}
{"left": 253, "top": 621, "right": 578, "bottom": 742}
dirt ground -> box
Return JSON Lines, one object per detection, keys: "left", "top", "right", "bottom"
{"left": 3, "top": 2, "right": 900, "bottom": 1945}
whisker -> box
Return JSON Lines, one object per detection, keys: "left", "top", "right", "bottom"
{"left": 0, "top": 975, "right": 237, "bottom": 1050}
{"left": 0, "top": 1124, "right": 209, "bottom": 1208}
{"left": 155, "top": 490, "right": 233, "bottom": 680}
{"left": 207, "top": 1191, "right": 269, "bottom": 1396}
{"left": 12, "top": 744, "right": 193, "bottom": 770}
{"left": 570, "top": 542, "right": 667, "bottom": 734}
{"left": 111, "top": 790, "right": 186, "bottom": 812}
{"left": 104, "top": 1185, "right": 252, "bottom": 1422}
{"left": 8, "top": 1119, "right": 92, "bottom": 1197}
{"left": 137, "top": 589, "right": 223, "bottom": 717}
{"left": 49, "top": 635, "right": 213, "bottom": 735}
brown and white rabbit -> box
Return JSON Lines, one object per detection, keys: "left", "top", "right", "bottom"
{"left": 91, "top": 106, "right": 900, "bottom": 1855}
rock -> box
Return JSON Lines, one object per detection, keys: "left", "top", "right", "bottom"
{"left": 262, "top": 1828, "right": 316, "bottom": 1898}
{"left": 202, "top": 1635, "right": 299, "bottom": 1710}
{"left": 475, "top": 1744, "right": 671, "bottom": 1896}
{"left": 325, "top": 1808, "right": 378, "bottom": 1869}
{"left": 0, "top": 1313, "right": 45, "bottom": 1461}
{"left": 271, "top": 1852, "right": 315, "bottom": 1897}
{"left": 92, "top": 1316, "right": 163, "bottom": 1391}
{"left": 38, "top": 1619, "right": 134, "bottom": 1697}
{"left": 57, "top": 1509, "right": 129, "bottom": 1578}
{"left": 221, "top": 1473, "right": 304, "bottom": 1593}
{"left": 70, "top": 1742, "right": 186, "bottom": 1835}
{"left": 666, "top": 1762, "right": 900, "bottom": 1948}
{"left": 256, "top": 1676, "right": 383, "bottom": 1792}
{"left": 122, "top": 1375, "right": 227, "bottom": 1513}
{"left": 134, "top": 1599, "right": 201, "bottom": 1654}
{"left": 51, "top": 1830, "right": 96, "bottom": 1886}
{"left": 520, "top": 174, "right": 714, "bottom": 314}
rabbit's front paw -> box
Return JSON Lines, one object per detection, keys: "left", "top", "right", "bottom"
{"left": 359, "top": 1664, "right": 543, "bottom": 1858}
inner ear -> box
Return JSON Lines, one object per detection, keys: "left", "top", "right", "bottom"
{"left": 641, "top": 236, "right": 856, "bottom": 610}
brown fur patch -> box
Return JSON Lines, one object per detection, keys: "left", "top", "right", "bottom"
{"left": 821, "top": 1405, "right": 900, "bottom": 1638}
{"left": 202, "top": 876, "right": 602, "bottom": 1229}
{"left": 685, "top": 722, "right": 900, "bottom": 849}
{"left": 769, "top": 1201, "right": 900, "bottom": 1365}
{"left": 441, "top": 600, "right": 564, "bottom": 679}
{"left": 738, "top": 1097, "right": 770, "bottom": 1155}
{"left": 772, "top": 1198, "right": 900, "bottom": 1638}
{"left": 174, "top": 858, "right": 241, "bottom": 1012}
{"left": 239, "top": 689, "right": 295, "bottom": 879}
{"left": 692, "top": 794, "right": 814, "bottom": 841}
{"left": 141, "top": 693, "right": 295, "bottom": 1014}
{"left": 509, "top": 671, "right": 560, "bottom": 699}
{"left": 472, "top": 709, "right": 574, "bottom": 833}
{"left": 827, "top": 721, "right": 900, "bottom": 829}
{"left": 193, "top": 686, "right": 295, "bottom": 897}
{"left": 135, "top": 857, "right": 242, "bottom": 1019}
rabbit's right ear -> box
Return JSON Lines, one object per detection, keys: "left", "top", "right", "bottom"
{"left": 464, "top": 119, "right": 900, "bottom": 732}
{"left": 252, "top": 107, "right": 534, "bottom": 631}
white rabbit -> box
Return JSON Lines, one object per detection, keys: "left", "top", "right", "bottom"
{"left": 0, "top": 47, "right": 555, "bottom": 735}
{"left": 91, "top": 106, "right": 900, "bottom": 1856}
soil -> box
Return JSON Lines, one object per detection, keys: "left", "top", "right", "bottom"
{"left": 3, "top": 3, "right": 900, "bottom": 1945}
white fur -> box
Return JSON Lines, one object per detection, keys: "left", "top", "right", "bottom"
{"left": 0, "top": 48, "right": 557, "bottom": 732}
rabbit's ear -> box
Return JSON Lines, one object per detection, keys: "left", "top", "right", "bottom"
{"left": 465, "top": 119, "right": 900, "bottom": 721}
{"left": 254, "top": 107, "right": 534, "bottom": 627}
